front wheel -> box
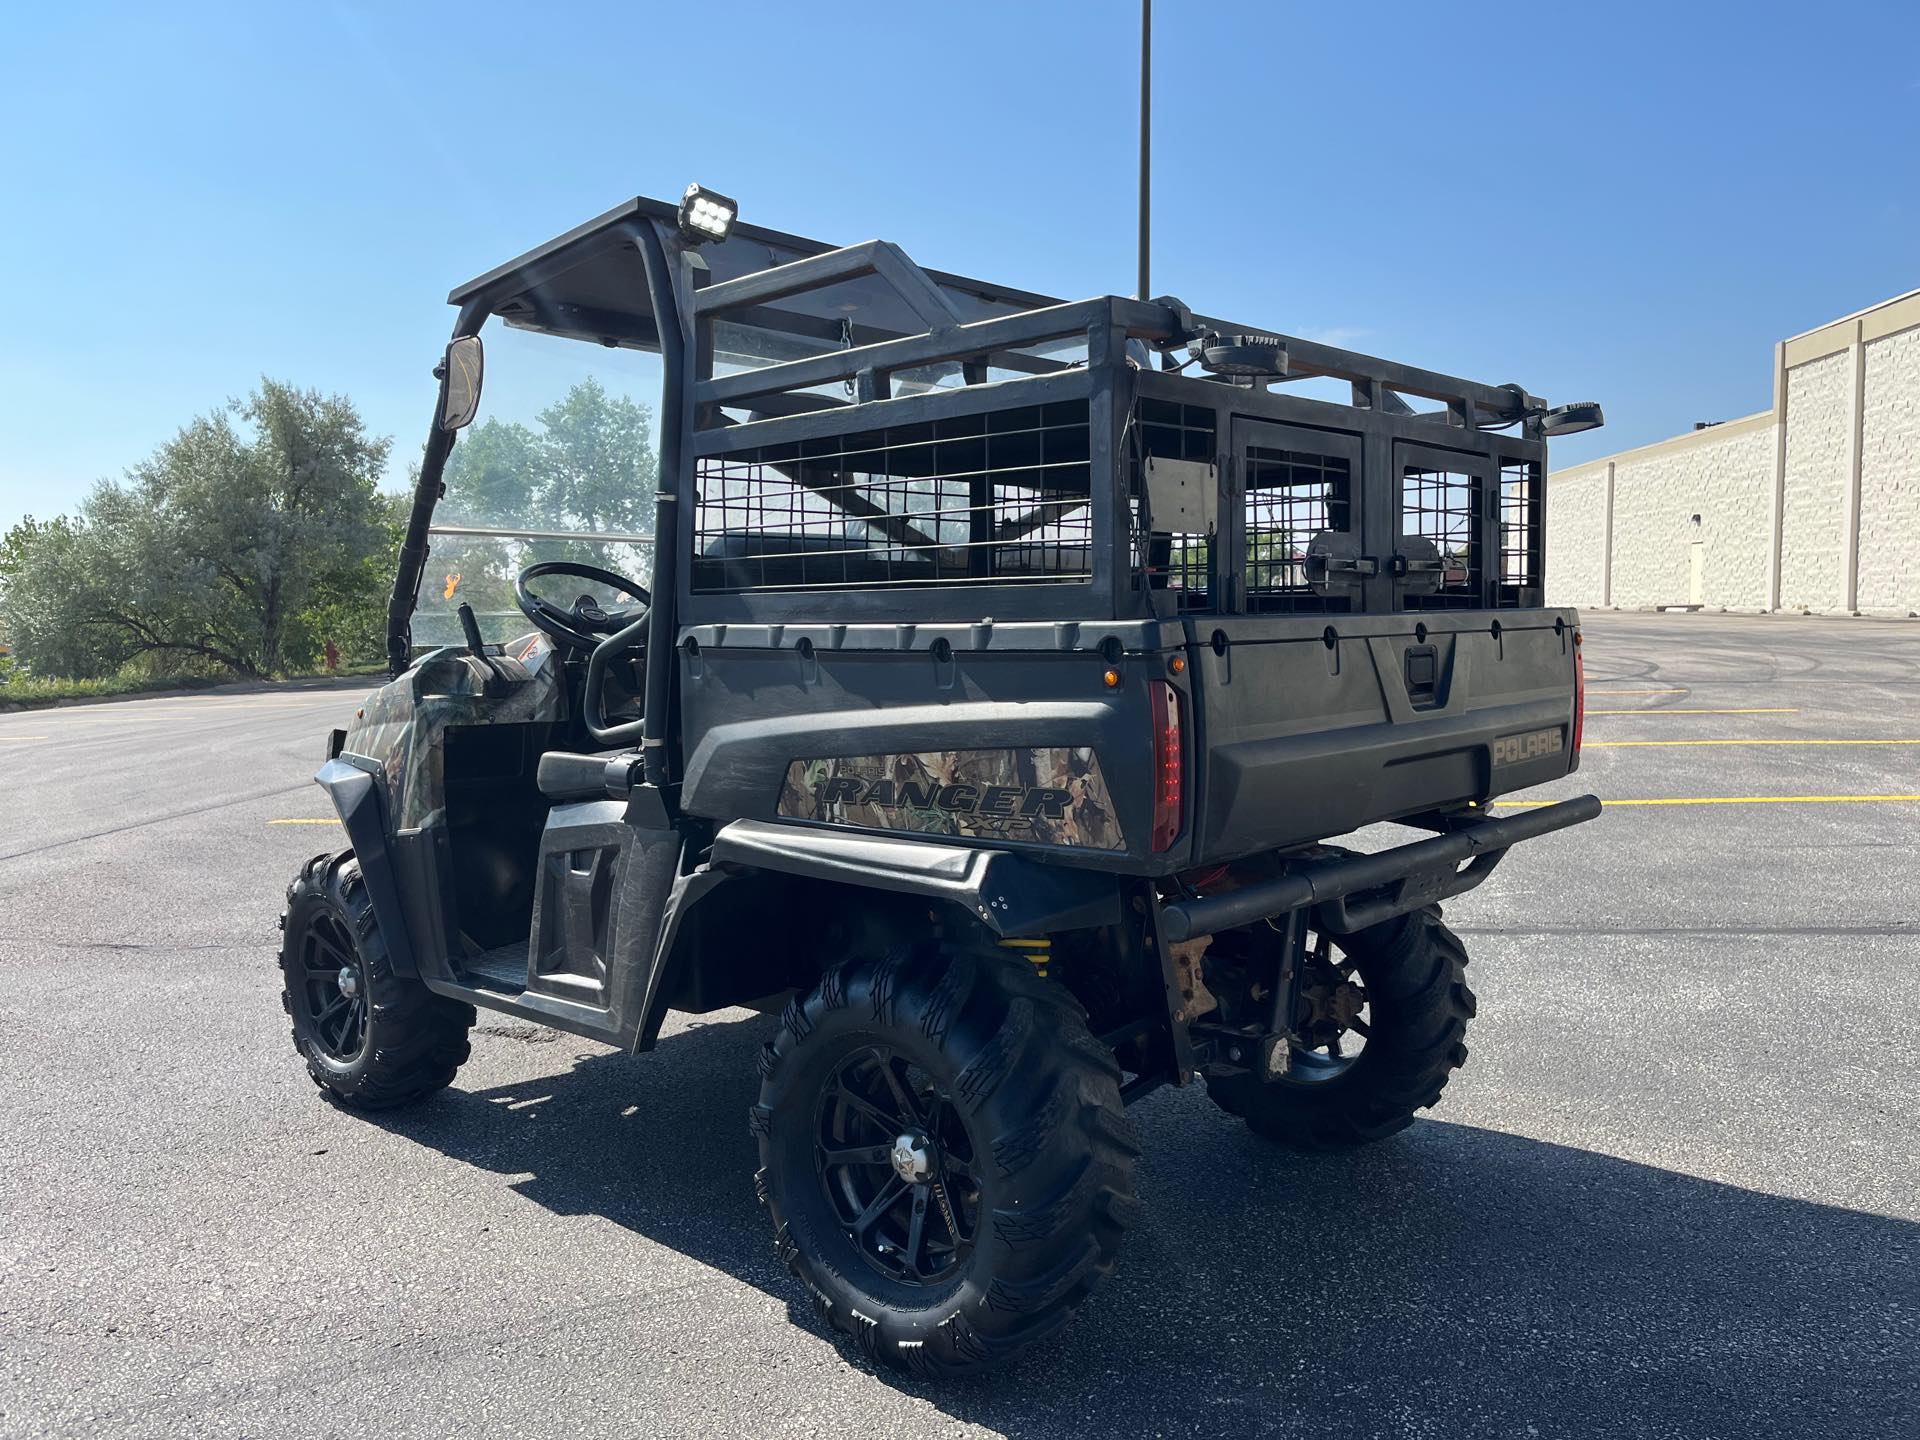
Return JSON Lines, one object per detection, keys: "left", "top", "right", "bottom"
{"left": 278, "top": 852, "right": 473, "bottom": 1109}
{"left": 751, "top": 932, "right": 1139, "bottom": 1375}
{"left": 1207, "top": 906, "right": 1475, "bottom": 1148}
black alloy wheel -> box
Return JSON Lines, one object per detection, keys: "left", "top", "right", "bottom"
{"left": 294, "top": 907, "right": 370, "bottom": 1063}
{"left": 278, "top": 852, "right": 474, "bottom": 1110}
{"left": 1207, "top": 906, "right": 1476, "bottom": 1149}
{"left": 752, "top": 933, "right": 1139, "bottom": 1374}
{"left": 815, "top": 1045, "right": 981, "bottom": 1285}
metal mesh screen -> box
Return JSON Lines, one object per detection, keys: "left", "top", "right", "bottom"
{"left": 1497, "top": 459, "right": 1542, "bottom": 605}
{"left": 1164, "top": 531, "right": 1212, "bottom": 609}
{"left": 1130, "top": 399, "right": 1216, "bottom": 608}
{"left": 692, "top": 401, "right": 1092, "bottom": 592}
{"left": 1245, "top": 446, "right": 1353, "bottom": 614}
{"left": 1400, "top": 464, "right": 1481, "bottom": 610}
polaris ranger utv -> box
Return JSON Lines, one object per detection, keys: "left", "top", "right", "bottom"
{"left": 279, "top": 187, "right": 1602, "bottom": 1374}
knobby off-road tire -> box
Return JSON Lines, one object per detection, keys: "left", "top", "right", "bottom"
{"left": 278, "top": 851, "right": 473, "bottom": 1109}
{"left": 1208, "top": 906, "right": 1475, "bottom": 1149}
{"left": 752, "top": 932, "right": 1140, "bottom": 1375}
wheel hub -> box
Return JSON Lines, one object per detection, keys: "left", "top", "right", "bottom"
{"left": 336, "top": 966, "right": 361, "bottom": 999}
{"left": 1301, "top": 974, "right": 1364, "bottom": 1029}
{"left": 889, "top": 1132, "right": 936, "bottom": 1184}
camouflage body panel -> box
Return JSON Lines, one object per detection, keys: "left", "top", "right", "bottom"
{"left": 341, "top": 640, "right": 563, "bottom": 830}
{"left": 778, "top": 747, "right": 1124, "bottom": 851}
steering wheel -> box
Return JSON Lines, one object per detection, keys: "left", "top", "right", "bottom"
{"left": 513, "top": 560, "right": 651, "bottom": 652}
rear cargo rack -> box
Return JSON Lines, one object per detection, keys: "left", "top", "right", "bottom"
{"left": 677, "top": 234, "right": 1551, "bottom": 622}
{"left": 442, "top": 199, "right": 1559, "bottom": 626}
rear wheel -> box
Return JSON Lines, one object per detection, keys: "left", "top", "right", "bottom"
{"left": 752, "top": 929, "right": 1139, "bottom": 1375}
{"left": 278, "top": 852, "right": 473, "bottom": 1109}
{"left": 1207, "top": 906, "right": 1474, "bottom": 1148}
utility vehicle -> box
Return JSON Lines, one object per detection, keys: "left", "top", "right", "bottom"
{"left": 279, "top": 186, "right": 1602, "bottom": 1374}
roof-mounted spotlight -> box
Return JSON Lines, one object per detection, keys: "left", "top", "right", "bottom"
{"left": 1540, "top": 401, "right": 1605, "bottom": 437}
{"left": 677, "top": 183, "right": 737, "bottom": 245}
{"left": 1190, "top": 331, "right": 1289, "bottom": 379}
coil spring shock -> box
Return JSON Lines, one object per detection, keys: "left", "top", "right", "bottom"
{"left": 996, "top": 936, "right": 1052, "bottom": 979}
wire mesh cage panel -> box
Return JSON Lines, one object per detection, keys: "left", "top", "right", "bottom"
{"left": 1400, "top": 464, "right": 1482, "bottom": 610}
{"left": 1129, "top": 399, "right": 1216, "bottom": 609}
{"left": 1162, "top": 532, "right": 1213, "bottom": 609}
{"left": 1497, "top": 459, "right": 1543, "bottom": 606}
{"left": 692, "top": 401, "right": 1092, "bottom": 593}
{"left": 1245, "top": 446, "right": 1354, "bottom": 614}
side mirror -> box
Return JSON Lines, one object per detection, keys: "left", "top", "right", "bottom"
{"left": 436, "top": 335, "right": 484, "bottom": 432}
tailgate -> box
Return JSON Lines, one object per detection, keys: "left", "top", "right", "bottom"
{"left": 1185, "top": 610, "right": 1579, "bottom": 862}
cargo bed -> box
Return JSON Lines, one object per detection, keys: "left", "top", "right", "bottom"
{"left": 672, "top": 605, "right": 1581, "bottom": 875}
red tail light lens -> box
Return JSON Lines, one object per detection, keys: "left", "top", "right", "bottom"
{"left": 1571, "top": 636, "right": 1586, "bottom": 769}
{"left": 1150, "top": 680, "right": 1185, "bottom": 852}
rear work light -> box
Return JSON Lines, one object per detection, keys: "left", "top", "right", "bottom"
{"left": 677, "top": 183, "right": 738, "bottom": 244}
{"left": 1149, "top": 680, "right": 1185, "bottom": 852}
{"left": 1571, "top": 633, "right": 1586, "bottom": 770}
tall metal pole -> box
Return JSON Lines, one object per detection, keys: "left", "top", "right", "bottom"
{"left": 1137, "top": 0, "right": 1151, "bottom": 301}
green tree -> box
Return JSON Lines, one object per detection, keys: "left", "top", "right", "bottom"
{"left": 289, "top": 489, "right": 407, "bottom": 667}
{"left": 430, "top": 377, "right": 658, "bottom": 643}
{"left": 0, "top": 380, "right": 393, "bottom": 679}
{"left": 534, "top": 376, "right": 657, "bottom": 534}
{"left": 442, "top": 376, "right": 657, "bottom": 534}
{"left": 1, "top": 514, "right": 135, "bottom": 679}
{"left": 438, "top": 417, "right": 544, "bottom": 530}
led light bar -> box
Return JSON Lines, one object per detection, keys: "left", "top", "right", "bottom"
{"left": 677, "top": 183, "right": 737, "bottom": 244}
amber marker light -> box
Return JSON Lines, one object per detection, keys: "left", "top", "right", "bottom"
{"left": 1103, "top": 668, "right": 1122, "bottom": 688}
{"left": 1169, "top": 654, "right": 1187, "bottom": 674}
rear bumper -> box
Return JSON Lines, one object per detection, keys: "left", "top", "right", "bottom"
{"left": 1158, "top": 794, "right": 1600, "bottom": 940}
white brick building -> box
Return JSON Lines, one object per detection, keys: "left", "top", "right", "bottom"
{"left": 1547, "top": 291, "right": 1920, "bottom": 617}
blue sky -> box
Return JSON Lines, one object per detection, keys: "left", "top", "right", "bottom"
{"left": 2, "top": 0, "right": 1915, "bottom": 532}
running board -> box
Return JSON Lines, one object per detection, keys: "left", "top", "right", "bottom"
{"left": 460, "top": 941, "right": 531, "bottom": 993}
{"left": 422, "top": 970, "right": 627, "bottom": 1046}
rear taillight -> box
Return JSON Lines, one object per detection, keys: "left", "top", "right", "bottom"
{"left": 1571, "top": 635, "right": 1586, "bottom": 769}
{"left": 1150, "top": 680, "right": 1185, "bottom": 852}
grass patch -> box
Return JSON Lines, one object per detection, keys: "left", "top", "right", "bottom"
{"left": 0, "top": 662, "right": 383, "bottom": 709}
{"left": 0, "top": 671, "right": 226, "bottom": 707}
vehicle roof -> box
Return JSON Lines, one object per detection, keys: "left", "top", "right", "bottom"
{"left": 444, "top": 195, "right": 1548, "bottom": 423}
{"left": 447, "top": 195, "right": 1064, "bottom": 355}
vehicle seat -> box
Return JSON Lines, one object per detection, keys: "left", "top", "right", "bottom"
{"left": 536, "top": 749, "right": 640, "bottom": 803}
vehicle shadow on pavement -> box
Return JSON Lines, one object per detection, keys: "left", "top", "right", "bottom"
{"left": 373, "top": 1018, "right": 1918, "bottom": 1440}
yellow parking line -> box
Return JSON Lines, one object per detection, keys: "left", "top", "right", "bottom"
{"left": 1586, "top": 739, "right": 1920, "bottom": 748}
{"left": 1501, "top": 795, "right": 1920, "bottom": 808}
{"left": 0, "top": 735, "right": 49, "bottom": 742}
{"left": 269, "top": 818, "right": 342, "bottom": 825}
{"left": 1586, "top": 708, "right": 1799, "bottom": 716}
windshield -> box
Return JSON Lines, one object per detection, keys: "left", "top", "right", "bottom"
{"left": 411, "top": 324, "right": 663, "bottom": 650}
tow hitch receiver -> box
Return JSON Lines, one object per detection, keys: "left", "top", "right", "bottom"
{"left": 1159, "top": 794, "right": 1602, "bottom": 940}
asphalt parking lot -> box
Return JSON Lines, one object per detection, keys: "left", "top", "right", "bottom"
{"left": 2, "top": 612, "right": 1915, "bottom": 1440}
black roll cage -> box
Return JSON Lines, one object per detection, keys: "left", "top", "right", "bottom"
{"left": 389, "top": 193, "right": 1558, "bottom": 786}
